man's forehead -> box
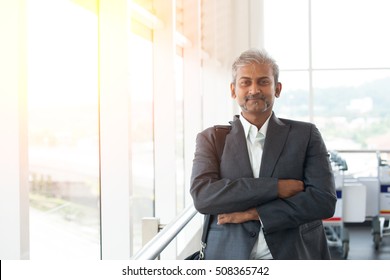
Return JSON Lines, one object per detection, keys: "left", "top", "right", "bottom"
{"left": 237, "top": 63, "right": 273, "bottom": 78}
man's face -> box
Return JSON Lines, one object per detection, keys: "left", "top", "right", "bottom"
{"left": 230, "top": 62, "right": 281, "bottom": 117}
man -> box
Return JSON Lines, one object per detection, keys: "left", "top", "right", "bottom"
{"left": 190, "top": 49, "right": 336, "bottom": 259}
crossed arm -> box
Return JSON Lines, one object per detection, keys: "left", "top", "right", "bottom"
{"left": 217, "top": 179, "right": 304, "bottom": 224}
{"left": 191, "top": 125, "right": 336, "bottom": 231}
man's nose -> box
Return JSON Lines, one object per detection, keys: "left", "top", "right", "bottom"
{"left": 249, "top": 83, "right": 259, "bottom": 94}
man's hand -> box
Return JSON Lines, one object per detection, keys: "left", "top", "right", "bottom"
{"left": 217, "top": 208, "right": 259, "bottom": 225}
{"left": 277, "top": 179, "right": 304, "bottom": 199}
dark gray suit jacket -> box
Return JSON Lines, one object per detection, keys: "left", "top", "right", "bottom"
{"left": 190, "top": 113, "right": 337, "bottom": 259}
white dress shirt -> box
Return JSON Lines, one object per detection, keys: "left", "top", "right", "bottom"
{"left": 239, "top": 114, "right": 273, "bottom": 260}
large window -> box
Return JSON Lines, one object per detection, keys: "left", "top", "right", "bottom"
{"left": 265, "top": 0, "right": 390, "bottom": 153}
{"left": 128, "top": 0, "right": 187, "bottom": 256}
{"left": 27, "top": 0, "right": 100, "bottom": 259}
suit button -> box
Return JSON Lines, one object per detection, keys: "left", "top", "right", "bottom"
{"left": 249, "top": 232, "right": 256, "bottom": 237}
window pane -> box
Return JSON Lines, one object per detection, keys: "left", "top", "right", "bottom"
{"left": 27, "top": 0, "right": 100, "bottom": 259}
{"left": 129, "top": 34, "right": 154, "bottom": 254}
{"left": 313, "top": 70, "right": 390, "bottom": 150}
{"left": 312, "top": 0, "right": 390, "bottom": 68}
{"left": 337, "top": 152, "right": 378, "bottom": 178}
{"left": 274, "top": 71, "right": 310, "bottom": 122}
{"left": 264, "top": 0, "right": 309, "bottom": 69}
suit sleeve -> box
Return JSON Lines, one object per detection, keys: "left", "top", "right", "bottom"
{"left": 258, "top": 124, "right": 337, "bottom": 233}
{"left": 190, "top": 129, "right": 278, "bottom": 215}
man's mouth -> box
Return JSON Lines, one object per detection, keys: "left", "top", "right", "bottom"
{"left": 245, "top": 94, "right": 265, "bottom": 102}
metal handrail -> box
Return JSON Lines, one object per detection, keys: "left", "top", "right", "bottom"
{"left": 131, "top": 204, "right": 199, "bottom": 260}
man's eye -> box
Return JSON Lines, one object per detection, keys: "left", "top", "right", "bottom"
{"left": 259, "top": 79, "right": 270, "bottom": 85}
{"left": 240, "top": 80, "right": 251, "bottom": 86}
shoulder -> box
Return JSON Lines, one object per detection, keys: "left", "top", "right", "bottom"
{"left": 275, "top": 117, "right": 321, "bottom": 137}
{"left": 277, "top": 117, "right": 314, "bottom": 128}
{"left": 198, "top": 125, "right": 232, "bottom": 140}
{"left": 199, "top": 126, "right": 216, "bottom": 137}
{"left": 277, "top": 118, "right": 326, "bottom": 148}
{"left": 199, "top": 122, "right": 233, "bottom": 136}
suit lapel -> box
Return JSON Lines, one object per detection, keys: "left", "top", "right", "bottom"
{"left": 222, "top": 114, "right": 290, "bottom": 178}
{"left": 222, "top": 116, "right": 253, "bottom": 178}
{"left": 260, "top": 114, "right": 290, "bottom": 177}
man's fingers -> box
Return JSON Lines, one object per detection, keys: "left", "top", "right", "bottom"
{"left": 278, "top": 179, "right": 304, "bottom": 198}
{"left": 217, "top": 214, "right": 226, "bottom": 224}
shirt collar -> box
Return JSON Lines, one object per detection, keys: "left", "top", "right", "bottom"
{"left": 240, "top": 113, "right": 272, "bottom": 141}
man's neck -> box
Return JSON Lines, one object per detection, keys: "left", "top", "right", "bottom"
{"left": 241, "top": 112, "right": 272, "bottom": 130}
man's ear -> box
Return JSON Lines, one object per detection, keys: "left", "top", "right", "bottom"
{"left": 230, "top": 83, "right": 236, "bottom": 98}
{"left": 275, "top": 82, "right": 282, "bottom": 98}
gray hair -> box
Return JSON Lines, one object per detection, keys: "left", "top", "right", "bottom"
{"left": 231, "top": 49, "right": 279, "bottom": 84}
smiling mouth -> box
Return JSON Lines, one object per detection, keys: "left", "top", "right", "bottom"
{"left": 242, "top": 94, "right": 269, "bottom": 111}
{"left": 245, "top": 94, "right": 265, "bottom": 102}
